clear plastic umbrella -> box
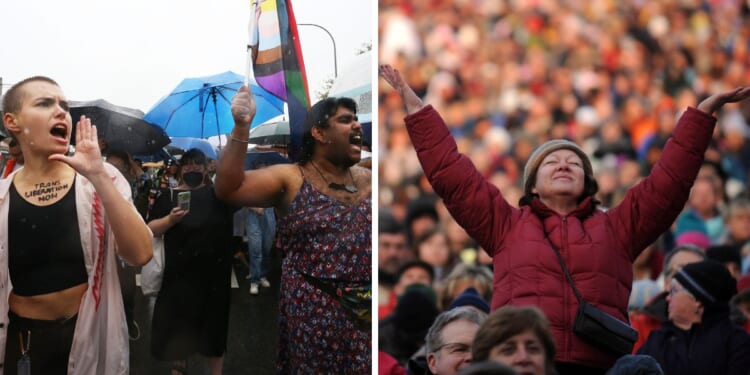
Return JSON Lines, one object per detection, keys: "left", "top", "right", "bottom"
{"left": 329, "top": 50, "right": 372, "bottom": 147}
{"left": 248, "top": 120, "right": 289, "bottom": 146}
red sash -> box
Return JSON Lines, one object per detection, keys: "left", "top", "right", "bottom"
{"left": 2, "top": 158, "right": 16, "bottom": 178}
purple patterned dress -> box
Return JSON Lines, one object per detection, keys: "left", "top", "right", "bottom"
{"left": 274, "top": 178, "right": 372, "bottom": 374}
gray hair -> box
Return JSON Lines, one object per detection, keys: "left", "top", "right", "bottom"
{"left": 440, "top": 264, "right": 494, "bottom": 309}
{"left": 425, "top": 306, "right": 487, "bottom": 355}
{"left": 725, "top": 197, "right": 750, "bottom": 220}
{"left": 662, "top": 244, "right": 706, "bottom": 277}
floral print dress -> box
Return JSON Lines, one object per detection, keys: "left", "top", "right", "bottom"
{"left": 274, "top": 178, "right": 372, "bottom": 374}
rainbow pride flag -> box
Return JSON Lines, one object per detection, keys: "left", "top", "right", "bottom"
{"left": 249, "top": 0, "right": 310, "bottom": 161}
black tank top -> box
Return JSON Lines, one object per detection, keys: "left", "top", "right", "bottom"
{"left": 8, "top": 179, "right": 88, "bottom": 296}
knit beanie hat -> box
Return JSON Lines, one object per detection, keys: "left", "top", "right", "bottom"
{"left": 447, "top": 287, "right": 490, "bottom": 313}
{"left": 674, "top": 259, "right": 737, "bottom": 305}
{"left": 522, "top": 139, "right": 594, "bottom": 196}
{"left": 674, "top": 231, "right": 711, "bottom": 250}
{"left": 706, "top": 245, "right": 742, "bottom": 268}
{"left": 393, "top": 284, "right": 439, "bottom": 335}
{"left": 605, "top": 355, "right": 664, "bottom": 375}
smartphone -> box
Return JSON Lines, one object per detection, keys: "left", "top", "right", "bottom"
{"left": 177, "top": 191, "right": 191, "bottom": 211}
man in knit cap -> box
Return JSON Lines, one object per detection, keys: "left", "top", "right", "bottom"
{"left": 630, "top": 244, "right": 706, "bottom": 353}
{"left": 638, "top": 260, "right": 750, "bottom": 375}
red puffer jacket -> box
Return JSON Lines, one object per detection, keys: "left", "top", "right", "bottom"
{"left": 404, "top": 105, "right": 716, "bottom": 369}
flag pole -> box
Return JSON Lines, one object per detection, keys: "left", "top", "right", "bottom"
{"left": 245, "top": 0, "right": 259, "bottom": 86}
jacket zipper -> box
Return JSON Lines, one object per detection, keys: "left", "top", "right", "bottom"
{"left": 561, "top": 215, "right": 571, "bottom": 357}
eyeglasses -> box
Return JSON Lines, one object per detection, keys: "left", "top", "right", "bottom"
{"left": 434, "top": 342, "right": 471, "bottom": 356}
{"left": 669, "top": 281, "right": 694, "bottom": 298}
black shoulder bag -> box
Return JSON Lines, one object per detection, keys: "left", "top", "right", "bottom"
{"left": 546, "top": 238, "right": 637, "bottom": 357}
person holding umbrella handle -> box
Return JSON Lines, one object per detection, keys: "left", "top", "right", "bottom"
{"left": 216, "top": 85, "right": 372, "bottom": 373}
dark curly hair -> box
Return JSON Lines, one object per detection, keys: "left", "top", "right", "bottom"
{"left": 297, "top": 96, "right": 357, "bottom": 165}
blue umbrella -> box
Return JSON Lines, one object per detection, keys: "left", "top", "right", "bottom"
{"left": 167, "top": 137, "right": 218, "bottom": 159}
{"left": 144, "top": 71, "right": 284, "bottom": 142}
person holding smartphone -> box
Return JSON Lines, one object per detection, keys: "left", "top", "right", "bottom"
{"left": 146, "top": 149, "right": 237, "bottom": 375}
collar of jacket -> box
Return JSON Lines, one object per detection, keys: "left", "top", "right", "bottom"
{"left": 665, "top": 304, "right": 731, "bottom": 333}
{"left": 530, "top": 195, "right": 597, "bottom": 219}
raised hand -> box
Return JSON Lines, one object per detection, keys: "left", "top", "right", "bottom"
{"left": 231, "top": 85, "right": 257, "bottom": 128}
{"left": 48, "top": 115, "right": 105, "bottom": 178}
{"left": 379, "top": 64, "right": 425, "bottom": 114}
{"left": 697, "top": 87, "right": 750, "bottom": 115}
{"left": 168, "top": 206, "right": 189, "bottom": 222}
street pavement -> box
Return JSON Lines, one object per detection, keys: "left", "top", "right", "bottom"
{"left": 129, "top": 250, "right": 282, "bottom": 375}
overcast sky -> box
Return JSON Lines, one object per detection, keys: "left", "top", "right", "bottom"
{"left": 0, "top": 0, "right": 372, "bottom": 113}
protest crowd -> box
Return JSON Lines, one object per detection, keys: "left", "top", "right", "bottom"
{"left": 0, "top": 73, "right": 371, "bottom": 374}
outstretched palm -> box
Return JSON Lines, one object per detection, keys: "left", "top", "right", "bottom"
{"left": 49, "top": 116, "right": 104, "bottom": 178}
{"left": 379, "top": 64, "right": 424, "bottom": 114}
{"left": 698, "top": 87, "right": 750, "bottom": 115}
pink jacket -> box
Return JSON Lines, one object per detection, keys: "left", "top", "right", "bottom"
{"left": 0, "top": 163, "right": 138, "bottom": 374}
{"left": 405, "top": 106, "right": 715, "bottom": 368}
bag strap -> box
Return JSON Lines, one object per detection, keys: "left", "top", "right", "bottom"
{"left": 296, "top": 269, "right": 370, "bottom": 327}
{"left": 298, "top": 271, "right": 340, "bottom": 300}
{"left": 544, "top": 235, "right": 585, "bottom": 305}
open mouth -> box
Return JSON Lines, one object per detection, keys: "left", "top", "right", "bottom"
{"left": 349, "top": 133, "right": 362, "bottom": 145}
{"left": 50, "top": 124, "right": 68, "bottom": 139}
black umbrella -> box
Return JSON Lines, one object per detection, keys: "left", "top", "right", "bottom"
{"left": 70, "top": 99, "right": 170, "bottom": 156}
{"left": 245, "top": 150, "right": 290, "bottom": 170}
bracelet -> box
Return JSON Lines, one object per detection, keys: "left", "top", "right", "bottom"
{"left": 230, "top": 136, "right": 249, "bottom": 144}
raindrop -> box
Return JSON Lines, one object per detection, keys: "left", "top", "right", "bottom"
{"left": 23, "top": 129, "right": 30, "bottom": 134}
{"left": 128, "top": 126, "right": 132, "bottom": 132}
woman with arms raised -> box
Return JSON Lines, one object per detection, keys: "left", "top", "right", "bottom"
{"left": 380, "top": 64, "right": 750, "bottom": 374}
